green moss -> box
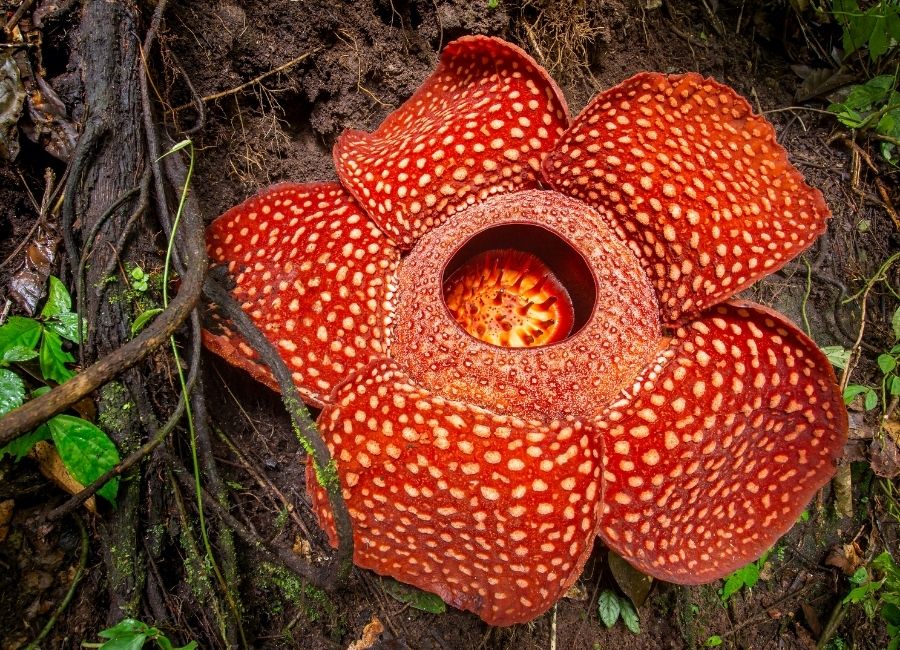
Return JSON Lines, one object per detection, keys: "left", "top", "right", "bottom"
{"left": 273, "top": 508, "right": 290, "bottom": 535}
{"left": 145, "top": 522, "right": 165, "bottom": 557}
{"left": 106, "top": 542, "right": 142, "bottom": 616}
{"left": 253, "top": 562, "right": 341, "bottom": 639}
{"left": 283, "top": 395, "right": 340, "bottom": 491}
{"left": 97, "top": 382, "right": 136, "bottom": 448}
{"left": 179, "top": 527, "right": 215, "bottom": 604}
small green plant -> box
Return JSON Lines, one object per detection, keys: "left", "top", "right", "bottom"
{"left": 828, "top": 74, "right": 900, "bottom": 164}
{"left": 720, "top": 548, "right": 772, "bottom": 603}
{"left": 0, "top": 276, "right": 120, "bottom": 503}
{"left": 128, "top": 265, "right": 150, "bottom": 293}
{"left": 597, "top": 589, "right": 640, "bottom": 634}
{"left": 824, "top": 637, "right": 850, "bottom": 650}
{"left": 381, "top": 577, "right": 446, "bottom": 614}
{"left": 831, "top": 0, "right": 900, "bottom": 62}
{"left": 842, "top": 552, "right": 900, "bottom": 650}
{"left": 824, "top": 305, "right": 900, "bottom": 411}
{"left": 828, "top": 0, "right": 900, "bottom": 162}
{"left": 126, "top": 264, "right": 165, "bottom": 336}
{"left": 705, "top": 635, "right": 723, "bottom": 647}
{"left": 83, "top": 618, "right": 197, "bottom": 650}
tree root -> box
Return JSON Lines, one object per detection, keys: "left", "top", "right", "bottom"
{"left": 203, "top": 275, "right": 354, "bottom": 586}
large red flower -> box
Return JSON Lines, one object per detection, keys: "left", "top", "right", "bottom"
{"left": 204, "top": 36, "right": 847, "bottom": 626}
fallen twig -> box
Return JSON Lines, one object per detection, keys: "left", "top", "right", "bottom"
{"left": 169, "top": 50, "right": 320, "bottom": 113}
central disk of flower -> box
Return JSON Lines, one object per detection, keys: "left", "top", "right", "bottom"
{"left": 443, "top": 249, "right": 574, "bottom": 347}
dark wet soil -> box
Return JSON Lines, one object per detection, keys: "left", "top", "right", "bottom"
{"left": 1, "top": 0, "right": 898, "bottom": 648}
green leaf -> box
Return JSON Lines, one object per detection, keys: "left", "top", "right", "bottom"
{"left": 822, "top": 345, "right": 851, "bottom": 370}
{"left": 45, "top": 311, "right": 85, "bottom": 344}
{"left": 98, "top": 619, "right": 149, "bottom": 639}
{"left": 40, "top": 276, "right": 72, "bottom": 320}
{"left": 846, "top": 11, "right": 878, "bottom": 55}
{"left": 721, "top": 571, "right": 745, "bottom": 602}
{"left": 883, "top": 603, "right": 900, "bottom": 626}
{"left": 47, "top": 414, "right": 120, "bottom": 503}
{"left": 844, "top": 76, "right": 894, "bottom": 110}
{"left": 829, "top": 105, "right": 867, "bottom": 128}
{"left": 868, "top": 15, "right": 889, "bottom": 61}
{"left": 0, "top": 423, "right": 50, "bottom": 461}
{"left": 131, "top": 308, "right": 163, "bottom": 336}
{"left": 618, "top": 596, "right": 640, "bottom": 634}
{"left": 889, "top": 375, "right": 900, "bottom": 396}
{"left": 598, "top": 589, "right": 621, "bottom": 627}
{"left": 832, "top": 0, "right": 860, "bottom": 33}
{"left": 98, "top": 635, "right": 147, "bottom": 650}
{"left": 39, "top": 329, "right": 75, "bottom": 384}
{"left": 380, "top": 577, "right": 446, "bottom": 613}
{"left": 2, "top": 345, "right": 39, "bottom": 364}
{"left": 0, "top": 367, "right": 26, "bottom": 416}
{"left": 893, "top": 307, "right": 900, "bottom": 342}
{"left": 872, "top": 551, "right": 899, "bottom": 579}
{"left": 705, "top": 636, "right": 724, "bottom": 647}
{"left": 0, "top": 316, "right": 42, "bottom": 360}
{"left": 887, "top": 8, "right": 900, "bottom": 41}
{"left": 878, "top": 111, "right": 900, "bottom": 140}
{"left": 851, "top": 567, "right": 869, "bottom": 584}
{"left": 864, "top": 389, "right": 878, "bottom": 411}
{"left": 843, "top": 384, "right": 872, "bottom": 405}
{"left": 879, "top": 354, "right": 898, "bottom": 375}
{"left": 843, "top": 579, "right": 882, "bottom": 604}
{"left": 738, "top": 561, "right": 760, "bottom": 589}
{"left": 166, "top": 139, "right": 192, "bottom": 155}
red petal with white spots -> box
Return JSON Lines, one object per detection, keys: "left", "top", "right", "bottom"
{"left": 543, "top": 73, "right": 831, "bottom": 324}
{"left": 204, "top": 183, "right": 400, "bottom": 407}
{"left": 308, "top": 359, "right": 603, "bottom": 626}
{"left": 334, "top": 35, "right": 570, "bottom": 250}
{"left": 594, "top": 301, "right": 847, "bottom": 584}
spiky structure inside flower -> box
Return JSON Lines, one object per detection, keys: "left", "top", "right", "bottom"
{"left": 204, "top": 35, "right": 847, "bottom": 627}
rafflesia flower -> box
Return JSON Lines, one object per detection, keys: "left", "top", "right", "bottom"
{"left": 203, "top": 36, "right": 848, "bottom": 626}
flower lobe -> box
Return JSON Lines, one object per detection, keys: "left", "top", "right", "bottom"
{"left": 335, "top": 35, "right": 570, "bottom": 250}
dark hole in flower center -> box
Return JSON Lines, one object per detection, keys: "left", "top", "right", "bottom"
{"left": 441, "top": 224, "right": 596, "bottom": 348}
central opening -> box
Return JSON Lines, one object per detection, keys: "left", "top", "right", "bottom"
{"left": 441, "top": 224, "right": 597, "bottom": 348}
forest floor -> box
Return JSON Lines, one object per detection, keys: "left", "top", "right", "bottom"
{"left": 0, "top": 0, "right": 899, "bottom": 648}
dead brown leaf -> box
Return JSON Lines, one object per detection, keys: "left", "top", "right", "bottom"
{"left": 0, "top": 499, "right": 13, "bottom": 543}
{"left": 346, "top": 617, "right": 384, "bottom": 650}
{"left": 292, "top": 536, "right": 312, "bottom": 561}
{"left": 564, "top": 582, "right": 588, "bottom": 601}
{"left": 825, "top": 541, "right": 862, "bottom": 575}
{"left": 884, "top": 419, "right": 900, "bottom": 446}
{"left": 28, "top": 441, "right": 96, "bottom": 513}
{"left": 870, "top": 435, "right": 900, "bottom": 478}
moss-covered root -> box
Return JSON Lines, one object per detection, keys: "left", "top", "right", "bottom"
{"left": 98, "top": 381, "right": 145, "bottom": 620}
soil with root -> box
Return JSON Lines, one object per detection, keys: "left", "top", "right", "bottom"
{"left": 0, "top": 1, "right": 898, "bottom": 648}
